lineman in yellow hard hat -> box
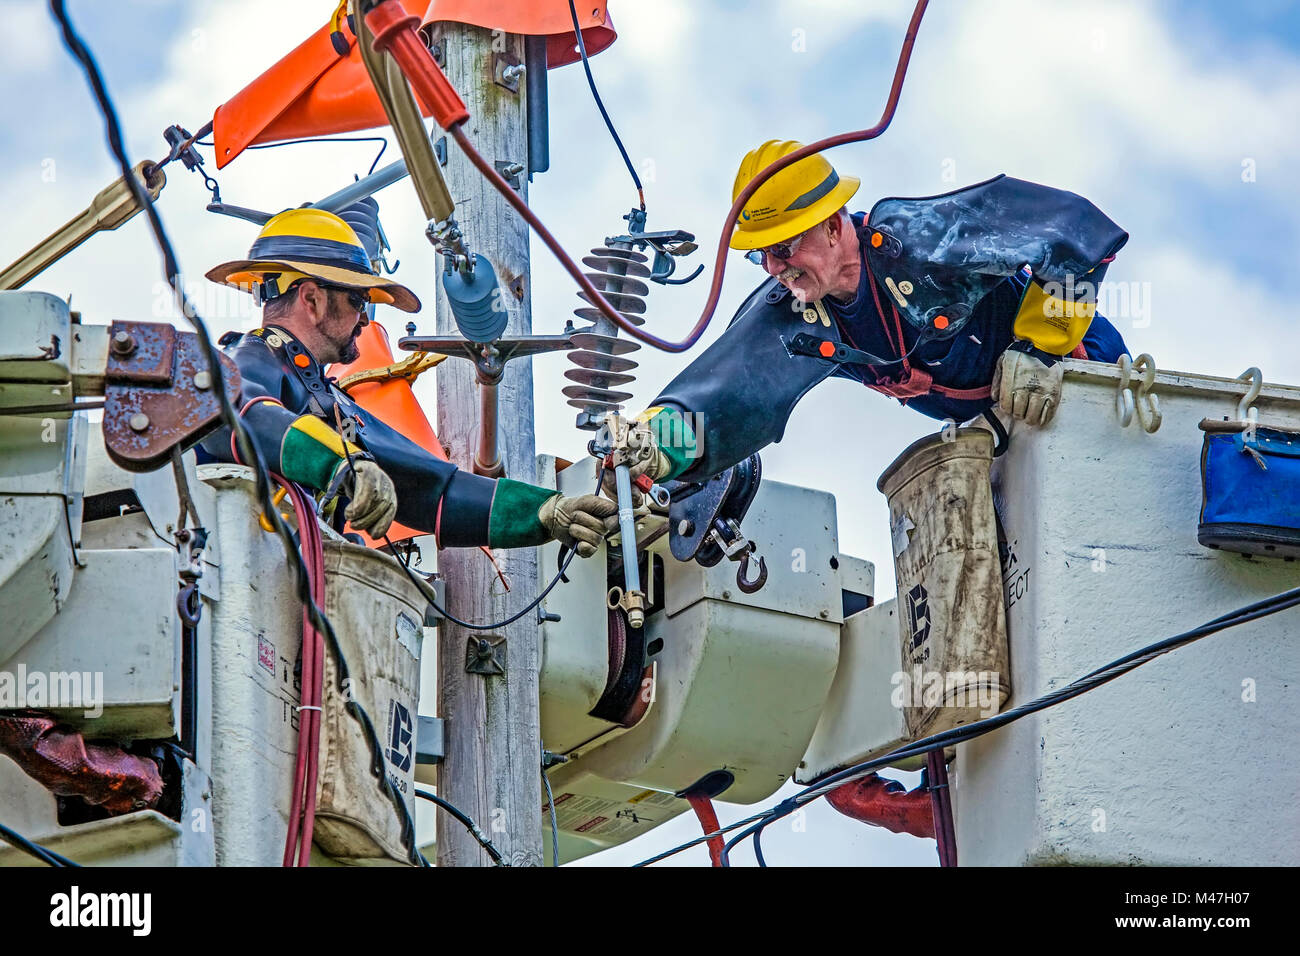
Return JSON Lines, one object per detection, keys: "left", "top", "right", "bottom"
{"left": 199, "top": 205, "right": 617, "bottom": 554}
{"left": 609, "top": 138, "right": 1133, "bottom": 491}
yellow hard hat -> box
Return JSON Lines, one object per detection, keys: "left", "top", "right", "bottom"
{"left": 729, "top": 140, "right": 860, "bottom": 250}
{"left": 206, "top": 207, "right": 420, "bottom": 312}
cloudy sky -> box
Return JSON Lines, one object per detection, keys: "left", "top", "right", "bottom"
{"left": 6, "top": 0, "right": 1298, "bottom": 865}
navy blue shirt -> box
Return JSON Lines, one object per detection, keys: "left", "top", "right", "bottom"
{"left": 823, "top": 212, "right": 1129, "bottom": 423}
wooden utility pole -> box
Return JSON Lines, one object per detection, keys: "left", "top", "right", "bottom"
{"left": 432, "top": 23, "right": 542, "bottom": 867}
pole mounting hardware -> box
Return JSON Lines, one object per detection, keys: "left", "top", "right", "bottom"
{"left": 465, "top": 634, "right": 507, "bottom": 676}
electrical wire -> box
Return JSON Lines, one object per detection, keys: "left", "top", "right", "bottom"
{"left": 751, "top": 821, "right": 768, "bottom": 868}
{"left": 0, "top": 820, "right": 79, "bottom": 867}
{"left": 415, "top": 788, "right": 505, "bottom": 864}
{"left": 541, "top": 756, "right": 560, "bottom": 867}
{"left": 629, "top": 806, "right": 769, "bottom": 868}
{"left": 566, "top": 0, "right": 644, "bottom": 210}
{"left": 50, "top": 0, "right": 424, "bottom": 868}
{"left": 386, "top": 531, "right": 579, "bottom": 631}
{"left": 196, "top": 134, "right": 390, "bottom": 176}
{"left": 381, "top": 466, "right": 606, "bottom": 631}
{"left": 427, "top": 0, "right": 932, "bottom": 354}
{"left": 637, "top": 582, "right": 1300, "bottom": 866}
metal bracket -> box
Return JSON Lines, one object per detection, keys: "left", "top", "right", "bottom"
{"left": 494, "top": 159, "right": 525, "bottom": 191}
{"left": 416, "top": 716, "right": 445, "bottom": 765}
{"left": 492, "top": 51, "right": 524, "bottom": 93}
{"left": 434, "top": 136, "right": 447, "bottom": 166}
{"left": 103, "top": 321, "right": 241, "bottom": 472}
{"left": 465, "top": 634, "right": 507, "bottom": 676}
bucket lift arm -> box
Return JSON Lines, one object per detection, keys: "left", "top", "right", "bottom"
{"left": 0, "top": 162, "right": 165, "bottom": 291}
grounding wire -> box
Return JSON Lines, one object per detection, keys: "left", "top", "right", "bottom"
{"left": 51, "top": 0, "right": 423, "bottom": 867}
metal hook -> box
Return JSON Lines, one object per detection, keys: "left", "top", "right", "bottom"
{"left": 1131, "top": 353, "right": 1162, "bottom": 433}
{"left": 735, "top": 549, "right": 768, "bottom": 594}
{"left": 1116, "top": 353, "right": 1161, "bottom": 432}
{"left": 653, "top": 262, "right": 705, "bottom": 286}
{"left": 1237, "top": 367, "right": 1262, "bottom": 424}
{"left": 1115, "top": 354, "right": 1136, "bottom": 427}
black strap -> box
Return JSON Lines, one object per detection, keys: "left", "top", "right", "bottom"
{"left": 982, "top": 410, "right": 1010, "bottom": 457}
{"left": 783, "top": 331, "right": 927, "bottom": 369}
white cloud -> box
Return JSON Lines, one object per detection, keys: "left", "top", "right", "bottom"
{"left": 5, "top": 0, "right": 58, "bottom": 73}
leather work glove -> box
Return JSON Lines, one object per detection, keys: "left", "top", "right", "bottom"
{"left": 599, "top": 419, "right": 672, "bottom": 505}
{"left": 338, "top": 459, "right": 398, "bottom": 537}
{"left": 538, "top": 493, "right": 619, "bottom": 558}
{"left": 993, "top": 347, "right": 1064, "bottom": 426}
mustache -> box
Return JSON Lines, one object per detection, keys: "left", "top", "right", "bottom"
{"left": 778, "top": 266, "right": 804, "bottom": 282}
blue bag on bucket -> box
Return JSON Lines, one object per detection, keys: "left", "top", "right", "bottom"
{"left": 1199, "top": 419, "right": 1300, "bottom": 558}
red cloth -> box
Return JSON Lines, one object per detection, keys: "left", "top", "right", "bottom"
{"left": 825, "top": 772, "right": 935, "bottom": 839}
{"left": 0, "top": 714, "right": 163, "bottom": 815}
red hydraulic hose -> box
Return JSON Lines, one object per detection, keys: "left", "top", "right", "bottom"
{"left": 684, "top": 793, "right": 726, "bottom": 868}
{"left": 926, "top": 750, "right": 958, "bottom": 867}
{"left": 296, "top": 480, "right": 326, "bottom": 867}
{"left": 364, "top": 0, "right": 931, "bottom": 354}
{"left": 280, "top": 477, "right": 327, "bottom": 867}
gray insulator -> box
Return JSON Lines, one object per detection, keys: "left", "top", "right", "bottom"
{"left": 337, "top": 196, "right": 382, "bottom": 261}
{"left": 566, "top": 242, "right": 648, "bottom": 429}
{"left": 443, "top": 253, "right": 508, "bottom": 343}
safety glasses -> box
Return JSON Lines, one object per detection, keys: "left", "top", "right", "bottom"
{"left": 323, "top": 285, "right": 371, "bottom": 314}
{"left": 743, "top": 224, "right": 816, "bottom": 267}
{"left": 284, "top": 279, "right": 371, "bottom": 314}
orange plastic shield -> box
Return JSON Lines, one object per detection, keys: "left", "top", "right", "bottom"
{"left": 421, "top": 0, "right": 616, "bottom": 67}
{"left": 330, "top": 321, "right": 447, "bottom": 546}
{"left": 211, "top": 2, "right": 615, "bottom": 169}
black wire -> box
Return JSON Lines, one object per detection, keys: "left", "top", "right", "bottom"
{"left": 541, "top": 757, "right": 561, "bottom": 867}
{"left": 415, "top": 788, "right": 505, "bottom": 864}
{"left": 639, "top": 583, "right": 1300, "bottom": 866}
{"left": 751, "top": 820, "right": 768, "bottom": 867}
{"left": 382, "top": 467, "right": 605, "bottom": 631}
{"left": 196, "top": 134, "right": 389, "bottom": 176}
{"left": 0, "top": 820, "right": 79, "bottom": 867}
{"left": 567, "top": 0, "right": 644, "bottom": 209}
{"left": 630, "top": 809, "right": 769, "bottom": 867}
{"left": 384, "top": 532, "right": 578, "bottom": 631}
{"left": 50, "top": 0, "right": 424, "bottom": 868}
{"left": 750, "top": 589, "right": 1300, "bottom": 859}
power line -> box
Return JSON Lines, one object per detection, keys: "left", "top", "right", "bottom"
{"left": 567, "top": 0, "right": 644, "bottom": 210}
{"left": 0, "top": 820, "right": 79, "bottom": 867}
{"left": 638, "top": 582, "right": 1300, "bottom": 866}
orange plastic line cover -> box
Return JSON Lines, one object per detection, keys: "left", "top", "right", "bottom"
{"left": 212, "top": 2, "right": 615, "bottom": 168}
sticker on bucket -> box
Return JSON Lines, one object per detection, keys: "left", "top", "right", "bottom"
{"left": 387, "top": 699, "right": 414, "bottom": 773}
{"left": 906, "top": 583, "right": 931, "bottom": 651}
{"left": 394, "top": 612, "right": 422, "bottom": 661}
{"left": 891, "top": 513, "right": 916, "bottom": 557}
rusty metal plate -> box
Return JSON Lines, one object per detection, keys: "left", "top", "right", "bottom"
{"left": 103, "top": 322, "right": 241, "bottom": 472}
{"left": 106, "top": 319, "right": 175, "bottom": 384}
